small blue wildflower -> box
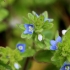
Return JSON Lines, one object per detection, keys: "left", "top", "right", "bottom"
{"left": 24, "top": 24, "right": 34, "bottom": 34}
{"left": 16, "top": 43, "right": 26, "bottom": 52}
{"left": 60, "top": 62, "right": 70, "bottom": 70}
{"left": 50, "top": 36, "right": 62, "bottom": 50}
{"left": 44, "top": 18, "right": 53, "bottom": 22}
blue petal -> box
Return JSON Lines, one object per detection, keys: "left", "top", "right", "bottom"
{"left": 50, "top": 46, "right": 57, "bottom": 50}
{"left": 24, "top": 30, "right": 29, "bottom": 34}
{"left": 60, "top": 67, "right": 65, "bottom": 70}
{"left": 50, "top": 40, "right": 57, "bottom": 46}
{"left": 24, "top": 24, "right": 29, "bottom": 28}
{"left": 56, "top": 36, "right": 62, "bottom": 43}
{"left": 29, "top": 24, "right": 34, "bottom": 28}
{"left": 32, "top": 11, "right": 39, "bottom": 17}
{"left": 44, "top": 18, "right": 52, "bottom": 22}
{"left": 16, "top": 43, "right": 26, "bottom": 52}
{"left": 60, "top": 62, "right": 70, "bottom": 70}
{"left": 36, "top": 14, "right": 39, "bottom": 18}
{"left": 27, "top": 31, "right": 33, "bottom": 34}
{"left": 24, "top": 24, "right": 34, "bottom": 34}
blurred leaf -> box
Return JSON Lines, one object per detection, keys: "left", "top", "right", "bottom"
{"left": 21, "top": 33, "right": 32, "bottom": 39}
{"left": 0, "top": 0, "right": 15, "bottom": 7}
{"left": 28, "top": 13, "right": 34, "bottom": 22}
{"left": 0, "top": 23, "right": 7, "bottom": 32}
{"left": 34, "top": 50, "right": 54, "bottom": 62}
{"left": 19, "top": 24, "right": 25, "bottom": 30}
{"left": 42, "top": 11, "right": 48, "bottom": 18}
{"left": 23, "top": 17, "right": 29, "bottom": 23}
{"left": 55, "top": 31, "right": 59, "bottom": 39}
{"left": 43, "top": 31, "right": 54, "bottom": 40}
{"left": 43, "top": 22, "right": 53, "bottom": 30}
{"left": 21, "top": 49, "right": 36, "bottom": 57}
{"left": 0, "top": 8, "right": 8, "bottom": 21}
{"left": 44, "top": 39, "right": 51, "bottom": 50}
{"left": 34, "top": 0, "right": 56, "bottom": 5}
{"left": 0, "top": 60, "right": 12, "bottom": 70}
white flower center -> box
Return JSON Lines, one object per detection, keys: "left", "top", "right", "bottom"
{"left": 62, "top": 30, "right": 67, "bottom": 35}
{"left": 14, "top": 63, "right": 20, "bottom": 69}
{"left": 18, "top": 46, "right": 23, "bottom": 50}
{"left": 38, "top": 34, "right": 42, "bottom": 41}
{"left": 65, "top": 66, "right": 70, "bottom": 70}
{"left": 29, "top": 26, "right": 33, "bottom": 32}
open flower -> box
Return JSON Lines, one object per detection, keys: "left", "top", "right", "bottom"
{"left": 24, "top": 24, "right": 34, "bottom": 34}
{"left": 60, "top": 62, "right": 70, "bottom": 70}
{"left": 16, "top": 43, "right": 26, "bottom": 52}
{"left": 44, "top": 18, "right": 53, "bottom": 22}
{"left": 50, "top": 36, "right": 62, "bottom": 50}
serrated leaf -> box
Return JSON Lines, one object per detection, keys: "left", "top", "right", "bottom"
{"left": 34, "top": 50, "right": 54, "bottom": 62}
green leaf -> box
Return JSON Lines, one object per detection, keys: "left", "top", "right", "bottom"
{"left": 21, "top": 33, "right": 32, "bottom": 39}
{"left": 19, "top": 24, "right": 25, "bottom": 30}
{"left": 44, "top": 39, "right": 51, "bottom": 50}
{"left": 0, "top": 60, "right": 12, "bottom": 70}
{"left": 55, "top": 31, "right": 59, "bottom": 40}
{"left": 23, "top": 17, "right": 29, "bottom": 23}
{"left": 0, "top": 23, "right": 7, "bottom": 32}
{"left": 28, "top": 13, "right": 34, "bottom": 21}
{"left": 21, "top": 49, "right": 36, "bottom": 57}
{"left": 42, "top": 11, "right": 48, "bottom": 18}
{"left": 43, "top": 31, "right": 54, "bottom": 40}
{"left": 0, "top": 8, "right": 8, "bottom": 21}
{"left": 43, "top": 22, "right": 53, "bottom": 30}
{"left": 34, "top": 50, "right": 54, "bottom": 62}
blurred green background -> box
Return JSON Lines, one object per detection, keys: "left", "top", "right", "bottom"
{"left": 0, "top": 0, "right": 70, "bottom": 70}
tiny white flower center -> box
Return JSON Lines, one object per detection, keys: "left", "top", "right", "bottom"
{"left": 65, "top": 66, "right": 70, "bottom": 70}
{"left": 38, "top": 34, "right": 42, "bottom": 41}
{"left": 62, "top": 30, "right": 67, "bottom": 35}
{"left": 14, "top": 63, "right": 20, "bottom": 69}
{"left": 18, "top": 46, "right": 23, "bottom": 50}
{"left": 29, "top": 26, "right": 33, "bottom": 32}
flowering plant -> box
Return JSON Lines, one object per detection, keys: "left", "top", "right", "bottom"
{"left": 0, "top": 10, "right": 70, "bottom": 70}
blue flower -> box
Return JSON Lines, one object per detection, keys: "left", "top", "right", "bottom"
{"left": 44, "top": 18, "right": 53, "bottom": 22}
{"left": 50, "top": 36, "right": 62, "bottom": 50}
{"left": 24, "top": 24, "right": 34, "bottom": 34}
{"left": 16, "top": 43, "right": 26, "bottom": 52}
{"left": 60, "top": 62, "right": 70, "bottom": 70}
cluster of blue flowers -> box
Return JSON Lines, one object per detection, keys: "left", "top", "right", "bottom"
{"left": 16, "top": 12, "right": 70, "bottom": 70}
{"left": 50, "top": 36, "right": 70, "bottom": 70}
